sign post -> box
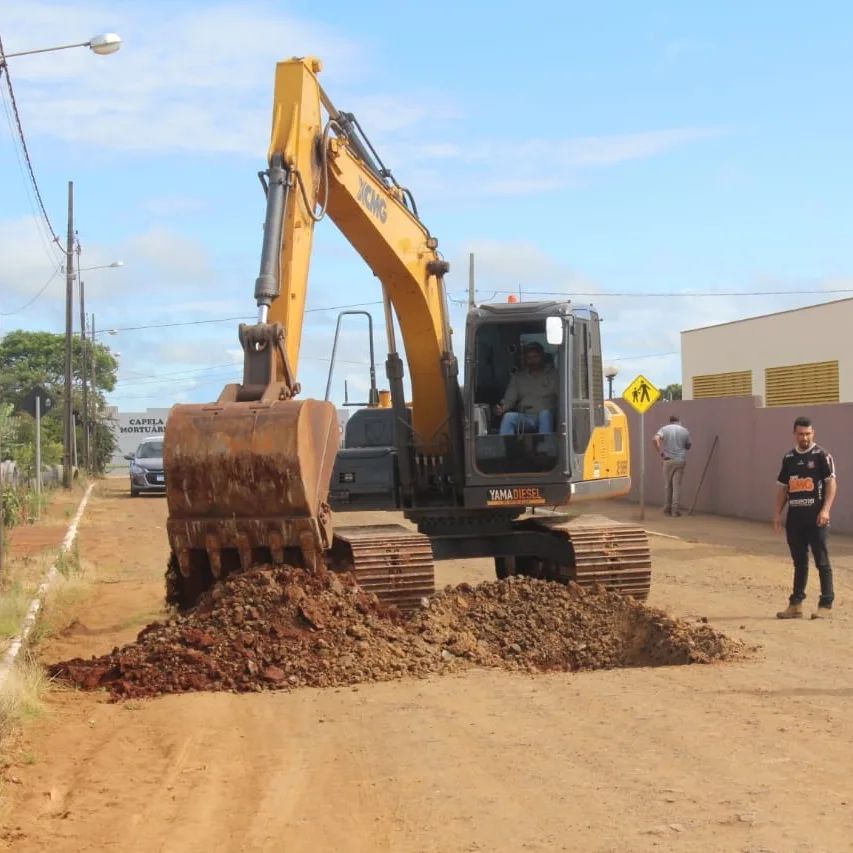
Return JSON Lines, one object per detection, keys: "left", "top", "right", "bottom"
{"left": 622, "top": 373, "right": 662, "bottom": 521}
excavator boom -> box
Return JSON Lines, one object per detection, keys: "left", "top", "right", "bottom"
{"left": 164, "top": 57, "right": 451, "bottom": 608}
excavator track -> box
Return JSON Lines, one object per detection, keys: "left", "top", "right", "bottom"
{"left": 496, "top": 516, "right": 652, "bottom": 600}
{"left": 329, "top": 524, "right": 435, "bottom": 612}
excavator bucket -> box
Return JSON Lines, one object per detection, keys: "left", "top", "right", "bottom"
{"left": 164, "top": 397, "right": 340, "bottom": 608}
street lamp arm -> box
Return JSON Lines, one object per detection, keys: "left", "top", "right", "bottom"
{"left": 0, "top": 34, "right": 121, "bottom": 62}
{"left": 1, "top": 41, "right": 90, "bottom": 60}
{"left": 61, "top": 260, "right": 124, "bottom": 276}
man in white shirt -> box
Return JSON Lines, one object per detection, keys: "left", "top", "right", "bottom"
{"left": 653, "top": 415, "right": 692, "bottom": 516}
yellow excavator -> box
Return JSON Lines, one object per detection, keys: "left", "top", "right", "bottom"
{"left": 163, "top": 57, "right": 651, "bottom": 610}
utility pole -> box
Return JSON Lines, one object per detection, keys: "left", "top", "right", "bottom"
{"left": 90, "top": 314, "right": 98, "bottom": 466}
{"left": 468, "top": 252, "right": 475, "bottom": 307}
{"left": 78, "top": 257, "right": 90, "bottom": 472}
{"left": 90, "top": 314, "right": 96, "bottom": 398}
{"left": 63, "top": 181, "right": 74, "bottom": 488}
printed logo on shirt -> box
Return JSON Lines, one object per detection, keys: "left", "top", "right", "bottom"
{"left": 788, "top": 476, "right": 815, "bottom": 493}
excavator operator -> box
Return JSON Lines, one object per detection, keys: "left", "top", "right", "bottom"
{"left": 494, "top": 341, "right": 558, "bottom": 435}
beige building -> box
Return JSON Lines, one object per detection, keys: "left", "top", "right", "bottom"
{"left": 681, "top": 298, "right": 853, "bottom": 405}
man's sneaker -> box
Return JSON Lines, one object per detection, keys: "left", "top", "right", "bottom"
{"left": 776, "top": 602, "right": 804, "bottom": 619}
{"left": 811, "top": 606, "right": 833, "bottom": 620}
{"left": 672, "top": 511, "right": 682, "bottom": 517}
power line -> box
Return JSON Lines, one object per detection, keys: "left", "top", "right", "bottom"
{"left": 0, "top": 265, "right": 62, "bottom": 315}
{"left": 459, "top": 288, "right": 853, "bottom": 299}
{"left": 101, "top": 316, "right": 253, "bottom": 334}
{"left": 97, "top": 301, "right": 386, "bottom": 334}
{"left": 306, "top": 300, "right": 383, "bottom": 312}
{"left": 0, "top": 74, "right": 63, "bottom": 267}
{"left": 114, "top": 362, "right": 238, "bottom": 386}
{"left": 112, "top": 354, "right": 371, "bottom": 389}
{"left": 0, "top": 40, "right": 62, "bottom": 248}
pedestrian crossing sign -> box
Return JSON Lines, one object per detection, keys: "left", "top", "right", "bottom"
{"left": 622, "top": 374, "right": 661, "bottom": 414}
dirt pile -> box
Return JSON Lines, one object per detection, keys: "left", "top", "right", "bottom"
{"left": 50, "top": 567, "right": 743, "bottom": 699}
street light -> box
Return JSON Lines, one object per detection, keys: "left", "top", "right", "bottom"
{"left": 63, "top": 260, "right": 124, "bottom": 278}
{"left": 0, "top": 34, "right": 122, "bottom": 63}
{"left": 604, "top": 365, "right": 619, "bottom": 400}
{"left": 0, "top": 34, "right": 125, "bottom": 487}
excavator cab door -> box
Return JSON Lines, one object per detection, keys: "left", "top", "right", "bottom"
{"left": 462, "top": 301, "right": 578, "bottom": 508}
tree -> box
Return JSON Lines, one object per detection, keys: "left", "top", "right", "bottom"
{"left": 0, "top": 329, "right": 118, "bottom": 404}
{"left": 0, "top": 330, "right": 119, "bottom": 474}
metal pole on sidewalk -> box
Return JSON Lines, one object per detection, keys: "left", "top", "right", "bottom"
{"left": 63, "top": 181, "right": 74, "bottom": 488}
{"left": 689, "top": 435, "right": 719, "bottom": 516}
{"left": 79, "top": 271, "right": 90, "bottom": 472}
{"left": 36, "top": 395, "right": 42, "bottom": 506}
{"left": 639, "top": 413, "right": 646, "bottom": 521}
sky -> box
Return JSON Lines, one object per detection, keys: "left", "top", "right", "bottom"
{"left": 1, "top": 1, "right": 852, "bottom": 410}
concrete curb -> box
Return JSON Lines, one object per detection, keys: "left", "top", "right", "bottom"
{"left": 644, "top": 529, "right": 685, "bottom": 541}
{"left": 0, "top": 483, "right": 95, "bottom": 690}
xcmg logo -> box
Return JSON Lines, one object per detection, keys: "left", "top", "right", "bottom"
{"left": 357, "top": 177, "right": 388, "bottom": 223}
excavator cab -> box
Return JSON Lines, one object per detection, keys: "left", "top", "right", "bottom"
{"left": 461, "top": 300, "right": 608, "bottom": 509}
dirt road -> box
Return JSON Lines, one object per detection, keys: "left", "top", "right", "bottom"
{"left": 2, "top": 480, "right": 852, "bottom": 852}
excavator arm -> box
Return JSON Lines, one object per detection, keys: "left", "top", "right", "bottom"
{"left": 263, "top": 56, "right": 455, "bottom": 454}
{"left": 162, "top": 57, "right": 457, "bottom": 607}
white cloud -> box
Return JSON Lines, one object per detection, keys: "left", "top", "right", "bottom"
{"left": 3, "top": 2, "right": 724, "bottom": 185}
{"left": 120, "top": 227, "right": 213, "bottom": 283}
{"left": 0, "top": 217, "right": 64, "bottom": 302}
{"left": 345, "top": 92, "right": 463, "bottom": 135}
{"left": 448, "top": 240, "right": 598, "bottom": 299}
{"left": 381, "top": 127, "right": 725, "bottom": 200}
{"left": 2, "top": 1, "right": 364, "bottom": 156}
{"left": 138, "top": 195, "right": 208, "bottom": 218}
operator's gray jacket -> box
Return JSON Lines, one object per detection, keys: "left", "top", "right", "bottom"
{"left": 501, "top": 367, "right": 558, "bottom": 414}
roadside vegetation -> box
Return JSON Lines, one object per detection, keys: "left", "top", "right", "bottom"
{"left": 0, "top": 480, "right": 94, "bottom": 767}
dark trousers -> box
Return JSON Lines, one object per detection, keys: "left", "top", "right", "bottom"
{"left": 786, "top": 521, "right": 834, "bottom": 607}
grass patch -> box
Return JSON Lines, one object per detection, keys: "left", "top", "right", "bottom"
{"left": 0, "top": 655, "right": 51, "bottom": 744}
{"left": 30, "top": 573, "right": 91, "bottom": 644}
{"left": 0, "top": 583, "right": 36, "bottom": 641}
{"left": 55, "top": 541, "right": 81, "bottom": 578}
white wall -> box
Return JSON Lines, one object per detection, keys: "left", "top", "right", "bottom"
{"left": 681, "top": 298, "right": 853, "bottom": 402}
{"left": 109, "top": 408, "right": 170, "bottom": 468}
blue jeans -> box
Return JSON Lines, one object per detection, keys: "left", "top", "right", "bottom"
{"left": 499, "top": 410, "right": 554, "bottom": 435}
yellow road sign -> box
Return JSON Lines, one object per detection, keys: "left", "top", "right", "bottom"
{"left": 623, "top": 374, "right": 661, "bottom": 414}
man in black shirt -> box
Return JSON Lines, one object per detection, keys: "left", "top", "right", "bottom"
{"left": 774, "top": 416, "right": 837, "bottom": 619}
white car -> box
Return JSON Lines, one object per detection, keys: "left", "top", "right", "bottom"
{"left": 124, "top": 436, "right": 166, "bottom": 496}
